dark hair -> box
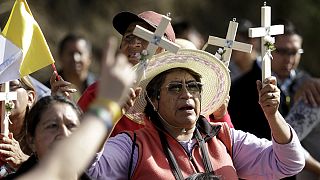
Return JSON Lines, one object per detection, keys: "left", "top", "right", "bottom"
{"left": 58, "top": 33, "right": 92, "bottom": 56}
{"left": 173, "top": 19, "right": 192, "bottom": 37}
{"left": 272, "top": 18, "right": 301, "bottom": 38}
{"left": 25, "top": 96, "right": 82, "bottom": 138}
{"left": 172, "top": 19, "right": 204, "bottom": 46}
{"left": 237, "top": 18, "right": 255, "bottom": 40}
{"left": 144, "top": 68, "right": 201, "bottom": 119}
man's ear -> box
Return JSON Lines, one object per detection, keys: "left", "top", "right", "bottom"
{"left": 27, "top": 90, "right": 36, "bottom": 107}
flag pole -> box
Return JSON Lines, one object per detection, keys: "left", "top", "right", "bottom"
{"left": 51, "top": 63, "right": 60, "bottom": 81}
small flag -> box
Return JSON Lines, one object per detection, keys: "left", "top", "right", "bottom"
{"left": 0, "top": 34, "right": 23, "bottom": 83}
{"left": 2, "top": 0, "right": 54, "bottom": 78}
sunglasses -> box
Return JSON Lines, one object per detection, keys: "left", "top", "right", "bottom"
{"left": 274, "top": 48, "right": 304, "bottom": 56}
{"left": 165, "top": 81, "right": 203, "bottom": 94}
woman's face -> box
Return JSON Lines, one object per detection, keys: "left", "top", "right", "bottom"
{"left": 32, "top": 102, "right": 80, "bottom": 159}
{"left": 155, "top": 70, "right": 201, "bottom": 130}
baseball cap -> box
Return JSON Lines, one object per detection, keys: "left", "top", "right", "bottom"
{"left": 112, "top": 11, "right": 175, "bottom": 42}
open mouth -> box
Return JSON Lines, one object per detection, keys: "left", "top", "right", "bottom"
{"left": 178, "top": 105, "right": 194, "bottom": 111}
{"left": 75, "top": 64, "right": 83, "bottom": 70}
{"left": 128, "top": 52, "right": 140, "bottom": 58}
{"left": 128, "top": 53, "right": 137, "bottom": 58}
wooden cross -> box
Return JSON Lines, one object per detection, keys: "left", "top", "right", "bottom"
{"left": 0, "top": 82, "right": 17, "bottom": 136}
{"left": 202, "top": 19, "right": 252, "bottom": 67}
{"left": 133, "top": 15, "right": 180, "bottom": 58}
{"left": 249, "top": 2, "right": 284, "bottom": 82}
{"left": 132, "top": 15, "right": 180, "bottom": 85}
{"left": 0, "top": 35, "right": 18, "bottom": 136}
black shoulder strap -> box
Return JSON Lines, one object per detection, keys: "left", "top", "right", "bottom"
{"left": 128, "top": 132, "right": 137, "bottom": 180}
{"left": 158, "top": 131, "right": 184, "bottom": 180}
{"left": 195, "top": 128, "right": 214, "bottom": 173}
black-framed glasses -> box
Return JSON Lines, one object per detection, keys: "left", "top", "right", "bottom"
{"left": 274, "top": 48, "right": 304, "bottom": 56}
{"left": 165, "top": 81, "right": 203, "bottom": 94}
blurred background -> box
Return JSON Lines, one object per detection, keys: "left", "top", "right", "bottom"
{"left": 1, "top": 0, "right": 319, "bottom": 82}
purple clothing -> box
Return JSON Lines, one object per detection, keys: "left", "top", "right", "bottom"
{"left": 232, "top": 127, "right": 304, "bottom": 179}
{"left": 87, "top": 126, "right": 304, "bottom": 180}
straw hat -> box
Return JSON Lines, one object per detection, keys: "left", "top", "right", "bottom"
{"left": 125, "top": 49, "right": 230, "bottom": 121}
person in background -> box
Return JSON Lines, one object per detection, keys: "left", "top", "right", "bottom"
{"left": 46, "top": 33, "right": 96, "bottom": 102}
{"left": 229, "top": 19, "right": 315, "bottom": 138}
{"left": 77, "top": 10, "right": 175, "bottom": 136}
{"left": 77, "top": 10, "right": 175, "bottom": 108}
{"left": 0, "top": 76, "right": 36, "bottom": 177}
{"left": 229, "top": 19, "right": 320, "bottom": 180}
{"left": 173, "top": 18, "right": 205, "bottom": 50}
{"left": 4, "top": 95, "right": 90, "bottom": 180}
{"left": 15, "top": 37, "right": 135, "bottom": 180}
{"left": 0, "top": 72, "right": 82, "bottom": 178}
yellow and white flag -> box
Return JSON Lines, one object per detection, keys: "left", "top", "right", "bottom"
{"left": 1, "top": 0, "right": 54, "bottom": 82}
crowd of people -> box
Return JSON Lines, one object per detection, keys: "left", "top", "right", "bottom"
{"left": 0, "top": 7, "right": 319, "bottom": 180}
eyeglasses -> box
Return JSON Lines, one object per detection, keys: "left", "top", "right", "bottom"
{"left": 123, "top": 34, "right": 144, "bottom": 44}
{"left": 165, "top": 81, "right": 203, "bottom": 94}
{"left": 274, "top": 48, "right": 304, "bottom": 56}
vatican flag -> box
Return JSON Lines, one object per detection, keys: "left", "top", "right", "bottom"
{"left": 2, "top": 0, "right": 54, "bottom": 80}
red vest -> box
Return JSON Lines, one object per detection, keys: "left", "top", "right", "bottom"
{"left": 127, "top": 119, "right": 238, "bottom": 180}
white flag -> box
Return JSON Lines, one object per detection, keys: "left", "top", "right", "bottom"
{"left": 0, "top": 34, "right": 23, "bottom": 84}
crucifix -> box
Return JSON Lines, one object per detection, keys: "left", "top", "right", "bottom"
{"left": 0, "top": 82, "right": 17, "bottom": 136}
{"left": 202, "top": 18, "right": 253, "bottom": 67}
{"left": 249, "top": 2, "right": 284, "bottom": 83}
{"left": 0, "top": 35, "right": 18, "bottom": 137}
{"left": 132, "top": 14, "right": 180, "bottom": 84}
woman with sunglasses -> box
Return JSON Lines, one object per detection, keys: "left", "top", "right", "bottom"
{"left": 0, "top": 76, "right": 36, "bottom": 177}
{"left": 86, "top": 49, "right": 304, "bottom": 180}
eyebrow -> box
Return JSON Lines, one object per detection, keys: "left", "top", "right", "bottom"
{"left": 168, "top": 80, "right": 182, "bottom": 83}
{"left": 186, "top": 80, "right": 197, "bottom": 83}
{"left": 168, "top": 80, "right": 197, "bottom": 83}
{"left": 39, "top": 118, "right": 58, "bottom": 127}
